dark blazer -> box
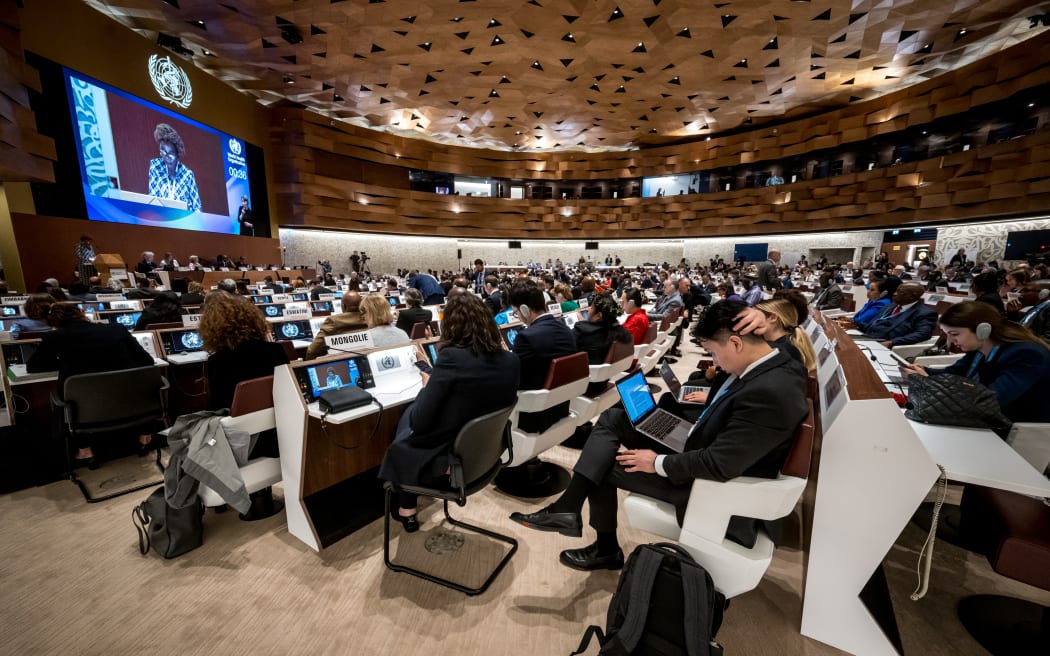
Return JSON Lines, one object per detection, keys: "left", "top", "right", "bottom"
{"left": 863, "top": 302, "right": 938, "bottom": 346}
{"left": 26, "top": 321, "right": 154, "bottom": 393}
{"left": 395, "top": 306, "right": 433, "bottom": 337}
{"left": 207, "top": 340, "right": 289, "bottom": 411}
{"left": 932, "top": 341, "right": 1050, "bottom": 423}
{"left": 379, "top": 347, "right": 520, "bottom": 484}
{"left": 757, "top": 259, "right": 781, "bottom": 291}
{"left": 815, "top": 284, "right": 843, "bottom": 310}
{"left": 573, "top": 321, "right": 633, "bottom": 365}
{"left": 513, "top": 313, "right": 578, "bottom": 390}
{"left": 484, "top": 290, "right": 502, "bottom": 316}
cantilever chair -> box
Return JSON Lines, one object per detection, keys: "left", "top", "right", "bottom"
{"left": 52, "top": 365, "right": 169, "bottom": 502}
{"left": 383, "top": 403, "right": 518, "bottom": 596}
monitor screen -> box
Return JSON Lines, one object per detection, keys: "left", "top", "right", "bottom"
{"left": 501, "top": 326, "right": 521, "bottom": 349}
{"left": 272, "top": 320, "right": 312, "bottom": 341}
{"left": 260, "top": 304, "right": 284, "bottom": 318}
{"left": 1, "top": 306, "right": 20, "bottom": 317}
{"left": 294, "top": 356, "right": 375, "bottom": 400}
{"left": 77, "top": 302, "right": 105, "bottom": 313}
{"left": 312, "top": 301, "right": 333, "bottom": 313}
{"left": 250, "top": 296, "right": 274, "bottom": 305}
{"left": 161, "top": 330, "right": 204, "bottom": 354}
{"left": 63, "top": 68, "right": 252, "bottom": 235}
{"left": 424, "top": 341, "right": 440, "bottom": 365}
{"left": 616, "top": 371, "right": 656, "bottom": 424}
{"left": 291, "top": 293, "right": 309, "bottom": 302}
{"left": 107, "top": 311, "right": 142, "bottom": 328}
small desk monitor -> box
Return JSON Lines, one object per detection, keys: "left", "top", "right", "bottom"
{"left": 312, "top": 301, "right": 333, "bottom": 313}
{"left": 107, "top": 311, "right": 142, "bottom": 329}
{"left": 272, "top": 320, "right": 313, "bottom": 341}
{"left": 161, "top": 330, "right": 205, "bottom": 355}
{"left": 294, "top": 355, "right": 375, "bottom": 401}
{"left": 500, "top": 325, "right": 521, "bottom": 349}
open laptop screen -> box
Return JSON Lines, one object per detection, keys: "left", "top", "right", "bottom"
{"left": 162, "top": 330, "right": 205, "bottom": 354}
{"left": 272, "top": 320, "right": 312, "bottom": 341}
{"left": 615, "top": 371, "right": 656, "bottom": 424}
{"left": 501, "top": 326, "right": 521, "bottom": 349}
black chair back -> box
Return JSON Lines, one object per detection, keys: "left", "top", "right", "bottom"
{"left": 62, "top": 366, "right": 168, "bottom": 432}
{"left": 450, "top": 404, "right": 516, "bottom": 498}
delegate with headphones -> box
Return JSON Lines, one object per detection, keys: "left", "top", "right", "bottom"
{"left": 899, "top": 301, "right": 1050, "bottom": 423}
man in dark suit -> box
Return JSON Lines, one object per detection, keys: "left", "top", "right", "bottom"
{"left": 472, "top": 259, "right": 489, "bottom": 295}
{"left": 483, "top": 275, "right": 502, "bottom": 315}
{"left": 814, "top": 272, "right": 844, "bottom": 310}
{"left": 511, "top": 300, "right": 808, "bottom": 571}
{"left": 509, "top": 279, "right": 578, "bottom": 433}
{"left": 757, "top": 248, "right": 782, "bottom": 291}
{"left": 862, "top": 282, "right": 939, "bottom": 348}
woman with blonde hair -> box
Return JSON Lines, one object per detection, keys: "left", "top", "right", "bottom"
{"left": 751, "top": 298, "right": 818, "bottom": 371}
{"left": 200, "top": 292, "right": 288, "bottom": 412}
{"left": 360, "top": 294, "right": 412, "bottom": 348}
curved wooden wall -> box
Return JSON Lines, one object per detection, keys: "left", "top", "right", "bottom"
{"left": 271, "top": 31, "right": 1050, "bottom": 239}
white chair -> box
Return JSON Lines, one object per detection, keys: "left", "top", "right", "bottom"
{"left": 1005, "top": 422, "right": 1050, "bottom": 476}
{"left": 624, "top": 400, "right": 816, "bottom": 598}
{"left": 891, "top": 336, "right": 939, "bottom": 359}
{"left": 633, "top": 323, "right": 659, "bottom": 361}
{"left": 198, "top": 375, "right": 283, "bottom": 520}
{"left": 570, "top": 339, "right": 636, "bottom": 425}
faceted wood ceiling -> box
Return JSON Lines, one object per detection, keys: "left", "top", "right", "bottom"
{"left": 84, "top": 0, "right": 1049, "bottom": 152}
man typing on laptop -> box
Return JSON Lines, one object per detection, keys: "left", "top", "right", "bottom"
{"left": 510, "top": 300, "right": 808, "bottom": 571}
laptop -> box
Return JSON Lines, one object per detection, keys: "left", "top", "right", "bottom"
{"left": 659, "top": 363, "right": 709, "bottom": 404}
{"left": 614, "top": 370, "right": 692, "bottom": 452}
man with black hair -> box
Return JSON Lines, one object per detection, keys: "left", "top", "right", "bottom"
{"left": 511, "top": 300, "right": 808, "bottom": 571}
{"left": 508, "top": 279, "right": 577, "bottom": 433}
{"left": 472, "top": 258, "right": 489, "bottom": 294}
{"left": 483, "top": 275, "right": 502, "bottom": 315}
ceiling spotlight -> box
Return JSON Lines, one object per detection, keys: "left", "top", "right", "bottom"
{"left": 491, "top": 35, "right": 504, "bottom": 45}
{"left": 958, "top": 28, "right": 968, "bottom": 36}
{"left": 1028, "top": 102, "right": 1035, "bottom": 108}
{"left": 562, "top": 33, "right": 576, "bottom": 43}
{"left": 531, "top": 60, "right": 542, "bottom": 70}
{"left": 489, "top": 89, "right": 499, "bottom": 97}
{"left": 633, "top": 41, "right": 646, "bottom": 53}
{"left": 706, "top": 136, "right": 711, "bottom": 141}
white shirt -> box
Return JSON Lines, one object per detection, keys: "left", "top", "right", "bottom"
{"left": 653, "top": 348, "right": 781, "bottom": 477}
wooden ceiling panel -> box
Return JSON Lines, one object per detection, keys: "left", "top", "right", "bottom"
{"left": 84, "top": 0, "right": 1049, "bottom": 152}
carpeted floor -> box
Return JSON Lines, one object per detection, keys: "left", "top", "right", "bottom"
{"left": 2, "top": 331, "right": 1047, "bottom": 656}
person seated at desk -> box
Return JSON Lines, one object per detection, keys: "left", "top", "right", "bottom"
{"left": 408, "top": 271, "right": 446, "bottom": 306}
{"left": 574, "top": 293, "right": 632, "bottom": 365}
{"left": 26, "top": 304, "right": 155, "bottom": 468}
{"left": 360, "top": 294, "right": 412, "bottom": 348}
{"left": 852, "top": 278, "right": 900, "bottom": 331}
{"left": 136, "top": 251, "right": 157, "bottom": 276}
{"left": 394, "top": 288, "right": 432, "bottom": 337}
{"left": 66, "top": 282, "right": 95, "bottom": 303}
{"left": 620, "top": 288, "right": 650, "bottom": 345}
{"left": 483, "top": 276, "right": 502, "bottom": 316}
{"left": 648, "top": 278, "right": 683, "bottom": 322}
{"left": 306, "top": 292, "right": 367, "bottom": 360}
{"left": 379, "top": 294, "right": 520, "bottom": 532}
{"left": 900, "top": 302, "right": 1050, "bottom": 423}
{"left": 180, "top": 281, "right": 205, "bottom": 306}
{"left": 509, "top": 279, "right": 578, "bottom": 433}
{"left": 971, "top": 272, "right": 1004, "bottom": 315}
{"left": 200, "top": 292, "right": 289, "bottom": 411}
{"left": 135, "top": 291, "right": 182, "bottom": 330}
{"left": 10, "top": 293, "right": 54, "bottom": 339}
{"left": 309, "top": 279, "right": 332, "bottom": 300}
{"left": 813, "top": 272, "right": 843, "bottom": 311}
{"left": 510, "top": 300, "right": 809, "bottom": 570}
{"left": 554, "top": 284, "right": 580, "bottom": 313}
{"left": 862, "top": 283, "right": 938, "bottom": 348}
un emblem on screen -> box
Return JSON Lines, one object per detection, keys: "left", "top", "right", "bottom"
{"left": 148, "top": 54, "right": 193, "bottom": 109}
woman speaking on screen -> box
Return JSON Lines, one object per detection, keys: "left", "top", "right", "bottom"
{"left": 147, "top": 123, "right": 201, "bottom": 211}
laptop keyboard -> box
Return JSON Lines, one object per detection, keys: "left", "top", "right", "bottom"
{"left": 641, "top": 411, "right": 679, "bottom": 439}
{"left": 680, "top": 385, "right": 706, "bottom": 396}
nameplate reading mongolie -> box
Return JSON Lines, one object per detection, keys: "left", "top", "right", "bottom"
{"left": 325, "top": 331, "right": 375, "bottom": 351}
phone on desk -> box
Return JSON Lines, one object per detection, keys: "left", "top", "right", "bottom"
{"left": 413, "top": 360, "right": 433, "bottom": 374}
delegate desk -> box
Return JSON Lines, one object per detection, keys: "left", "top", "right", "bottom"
{"left": 197, "top": 269, "right": 316, "bottom": 290}
{"left": 801, "top": 320, "right": 1050, "bottom": 656}
{"left": 273, "top": 344, "right": 423, "bottom": 552}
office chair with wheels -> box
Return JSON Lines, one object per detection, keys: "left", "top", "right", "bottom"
{"left": 51, "top": 366, "right": 169, "bottom": 502}
{"left": 383, "top": 404, "right": 518, "bottom": 596}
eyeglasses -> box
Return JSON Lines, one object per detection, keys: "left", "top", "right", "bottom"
{"left": 159, "top": 149, "right": 177, "bottom": 160}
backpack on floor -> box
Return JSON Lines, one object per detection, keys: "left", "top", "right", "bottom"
{"left": 571, "top": 542, "right": 726, "bottom": 656}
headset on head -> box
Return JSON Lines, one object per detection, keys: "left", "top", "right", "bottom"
{"left": 975, "top": 322, "right": 992, "bottom": 341}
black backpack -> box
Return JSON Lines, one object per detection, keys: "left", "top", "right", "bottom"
{"left": 571, "top": 543, "right": 726, "bottom": 656}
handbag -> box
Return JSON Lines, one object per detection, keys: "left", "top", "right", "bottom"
{"left": 904, "top": 373, "right": 1012, "bottom": 434}
{"left": 318, "top": 386, "right": 373, "bottom": 414}
{"left": 132, "top": 487, "right": 204, "bottom": 559}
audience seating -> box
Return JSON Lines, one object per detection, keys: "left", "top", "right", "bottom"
{"left": 495, "top": 352, "right": 590, "bottom": 497}
{"left": 384, "top": 404, "right": 518, "bottom": 596}
{"left": 891, "top": 336, "right": 940, "bottom": 359}
{"left": 198, "top": 375, "right": 283, "bottom": 520}
{"left": 51, "top": 365, "right": 169, "bottom": 502}
{"left": 623, "top": 399, "right": 816, "bottom": 598}
{"left": 569, "top": 339, "right": 637, "bottom": 425}
{"left": 633, "top": 323, "right": 659, "bottom": 361}
{"left": 278, "top": 340, "right": 298, "bottom": 362}
{"left": 956, "top": 483, "right": 1050, "bottom": 655}
{"left": 408, "top": 322, "right": 428, "bottom": 340}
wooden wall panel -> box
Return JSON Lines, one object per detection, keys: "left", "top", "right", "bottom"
{"left": 0, "top": 0, "right": 55, "bottom": 182}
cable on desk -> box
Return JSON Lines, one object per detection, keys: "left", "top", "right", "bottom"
{"left": 911, "top": 464, "right": 948, "bottom": 601}
{"left": 320, "top": 397, "right": 386, "bottom": 450}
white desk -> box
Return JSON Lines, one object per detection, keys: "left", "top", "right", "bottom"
{"left": 910, "top": 421, "right": 1050, "bottom": 498}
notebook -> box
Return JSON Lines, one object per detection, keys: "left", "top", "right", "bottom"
{"left": 659, "top": 363, "right": 709, "bottom": 404}
{"left": 614, "top": 370, "right": 691, "bottom": 452}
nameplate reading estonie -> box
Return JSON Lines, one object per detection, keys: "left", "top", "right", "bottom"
{"left": 96, "top": 293, "right": 125, "bottom": 302}
{"left": 325, "top": 331, "right": 375, "bottom": 351}
{"left": 181, "top": 314, "right": 202, "bottom": 327}
{"left": 283, "top": 303, "right": 311, "bottom": 318}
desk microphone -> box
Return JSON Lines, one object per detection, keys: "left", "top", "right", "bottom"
{"left": 854, "top": 343, "right": 878, "bottom": 362}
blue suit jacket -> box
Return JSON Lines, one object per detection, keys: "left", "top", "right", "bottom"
{"left": 864, "top": 302, "right": 939, "bottom": 346}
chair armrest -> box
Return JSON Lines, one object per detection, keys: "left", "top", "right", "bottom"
{"left": 912, "top": 354, "right": 964, "bottom": 368}
{"left": 680, "top": 476, "right": 806, "bottom": 544}
{"left": 891, "top": 338, "right": 938, "bottom": 359}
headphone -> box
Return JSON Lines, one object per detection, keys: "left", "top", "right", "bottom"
{"left": 518, "top": 305, "right": 531, "bottom": 321}
{"left": 975, "top": 322, "right": 992, "bottom": 341}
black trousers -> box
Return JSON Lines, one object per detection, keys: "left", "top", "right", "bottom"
{"left": 573, "top": 407, "right": 691, "bottom": 533}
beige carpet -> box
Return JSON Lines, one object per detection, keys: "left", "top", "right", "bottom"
{"left": 2, "top": 336, "right": 1048, "bottom": 655}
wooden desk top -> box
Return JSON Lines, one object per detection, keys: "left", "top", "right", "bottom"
{"left": 823, "top": 320, "right": 891, "bottom": 401}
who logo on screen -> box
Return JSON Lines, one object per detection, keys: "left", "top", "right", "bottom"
{"left": 147, "top": 54, "right": 193, "bottom": 109}
{"left": 228, "top": 139, "right": 242, "bottom": 156}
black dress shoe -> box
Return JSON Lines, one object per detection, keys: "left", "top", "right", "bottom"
{"left": 390, "top": 509, "right": 420, "bottom": 533}
{"left": 73, "top": 456, "right": 98, "bottom": 471}
{"left": 560, "top": 543, "right": 625, "bottom": 571}
{"left": 509, "top": 508, "right": 582, "bottom": 537}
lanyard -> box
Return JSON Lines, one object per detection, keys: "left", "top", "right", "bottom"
{"left": 966, "top": 344, "right": 999, "bottom": 381}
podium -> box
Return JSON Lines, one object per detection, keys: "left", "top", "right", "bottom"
{"left": 93, "top": 254, "right": 128, "bottom": 286}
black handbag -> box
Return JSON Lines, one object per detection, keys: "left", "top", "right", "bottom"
{"left": 905, "top": 373, "right": 1012, "bottom": 434}
{"left": 318, "top": 386, "right": 374, "bottom": 414}
{"left": 132, "top": 487, "right": 204, "bottom": 559}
